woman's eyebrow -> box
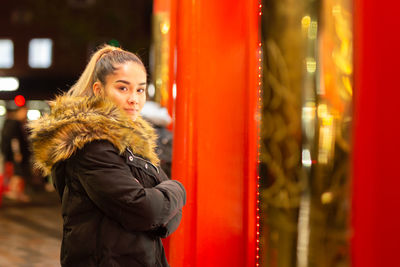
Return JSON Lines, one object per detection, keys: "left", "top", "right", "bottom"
{"left": 115, "top": 80, "right": 146, "bottom": 86}
{"left": 115, "top": 80, "right": 130, "bottom": 85}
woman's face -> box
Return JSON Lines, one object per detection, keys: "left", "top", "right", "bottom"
{"left": 94, "top": 61, "right": 147, "bottom": 121}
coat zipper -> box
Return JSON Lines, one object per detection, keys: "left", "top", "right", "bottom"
{"left": 126, "top": 148, "right": 159, "bottom": 174}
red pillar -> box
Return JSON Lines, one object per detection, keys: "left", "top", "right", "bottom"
{"left": 352, "top": 1, "right": 400, "bottom": 266}
{"left": 169, "top": 1, "right": 259, "bottom": 266}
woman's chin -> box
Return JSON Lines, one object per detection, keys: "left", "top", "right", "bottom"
{"left": 122, "top": 110, "right": 138, "bottom": 121}
{"left": 130, "top": 114, "right": 138, "bottom": 121}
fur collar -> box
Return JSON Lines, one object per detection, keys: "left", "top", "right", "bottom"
{"left": 29, "top": 95, "right": 159, "bottom": 176}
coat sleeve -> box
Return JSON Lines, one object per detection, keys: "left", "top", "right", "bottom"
{"left": 73, "top": 140, "right": 186, "bottom": 232}
{"left": 151, "top": 168, "right": 183, "bottom": 238}
{"left": 155, "top": 209, "right": 182, "bottom": 238}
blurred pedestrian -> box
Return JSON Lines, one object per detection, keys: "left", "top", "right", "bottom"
{"left": 29, "top": 44, "right": 186, "bottom": 267}
{"left": 141, "top": 101, "right": 173, "bottom": 178}
{"left": 1, "top": 105, "right": 31, "bottom": 202}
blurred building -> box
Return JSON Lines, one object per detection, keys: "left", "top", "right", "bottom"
{"left": 0, "top": 0, "right": 153, "bottom": 100}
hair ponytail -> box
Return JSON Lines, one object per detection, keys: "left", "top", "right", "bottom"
{"left": 67, "top": 44, "right": 144, "bottom": 97}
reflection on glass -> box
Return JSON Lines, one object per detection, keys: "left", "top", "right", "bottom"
{"left": 151, "top": 12, "right": 171, "bottom": 106}
{"left": 260, "top": 1, "right": 305, "bottom": 266}
{"left": 306, "top": 58, "right": 317, "bottom": 73}
{"left": 259, "top": 0, "right": 353, "bottom": 266}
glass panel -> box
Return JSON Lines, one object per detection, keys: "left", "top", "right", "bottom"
{"left": 151, "top": 11, "right": 171, "bottom": 105}
{"left": 259, "top": 0, "right": 353, "bottom": 266}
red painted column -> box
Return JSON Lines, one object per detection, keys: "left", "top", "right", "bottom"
{"left": 169, "top": 0, "right": 259, "bottom": 266}
{"left": 352, "top": 1, "right": 400, "bottom": 266}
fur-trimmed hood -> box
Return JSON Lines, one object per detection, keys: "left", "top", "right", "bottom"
{"left": 29, "top": 95, "right": 159, "bottom": 176}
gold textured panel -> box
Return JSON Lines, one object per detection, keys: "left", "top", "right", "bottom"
{"left": 259, "top": 0, "right": 353, "bottom": 266}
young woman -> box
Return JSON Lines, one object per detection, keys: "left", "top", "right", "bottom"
{"left": 29, "top": 45, "right": 186, "bottom": 267}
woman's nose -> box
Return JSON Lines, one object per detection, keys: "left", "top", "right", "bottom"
{"left": 128, "top": 92, "right": 138, "bottom": 104}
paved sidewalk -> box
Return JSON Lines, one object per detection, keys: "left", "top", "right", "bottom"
{"left": 0, "top": 189, "right": 62, "bottom": 267}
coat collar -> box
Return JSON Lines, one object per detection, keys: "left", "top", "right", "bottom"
{"left": 29, "top": 95, "right": 159, "bottom": 176}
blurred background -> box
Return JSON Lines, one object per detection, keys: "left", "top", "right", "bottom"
{"left": 0, "top": 1, "right": 156, "bottom": 266}
{"left": 0, "top": 0, "right": 399, "bottom": 266}
{"left": 0, "top": 0, "right": 152, "bottom": 98}
{"left": 0, "top": 0, "right": 153, "bottom": 120}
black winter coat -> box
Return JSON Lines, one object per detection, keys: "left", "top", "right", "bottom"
{"left": 29, "top": 96, "right": 186, "bottom": 267}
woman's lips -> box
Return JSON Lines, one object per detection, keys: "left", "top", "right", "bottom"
{"left": 124, "top": 108, "right": 137, "bottom": 114}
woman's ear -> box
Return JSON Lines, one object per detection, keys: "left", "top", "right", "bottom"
{"left": 92, "top": 82, "right": 102, "bottom": 96}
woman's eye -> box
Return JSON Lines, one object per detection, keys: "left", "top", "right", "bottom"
{"left": 119, "top": 87, "right": 128, "bottom": 91}
{"left": 137, "top": 88, "right": 145, "bottom": 93}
